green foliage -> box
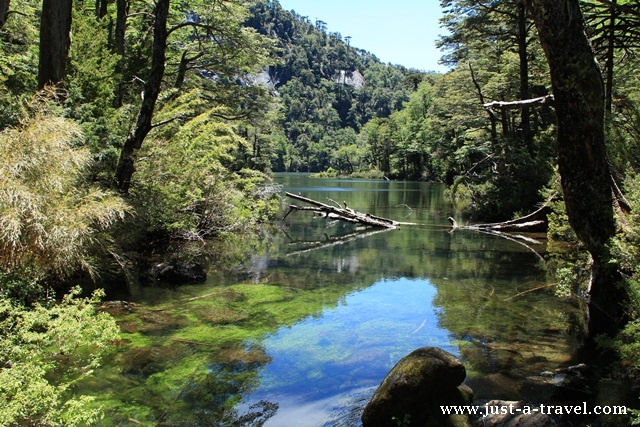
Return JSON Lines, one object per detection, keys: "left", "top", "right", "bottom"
{"left": 245, "top": 1, "right": 414, "bottom": 173}
{"left": 0, "top": 287, "right": 119, "bottom": 426}
{"left": 166, "top": 0, "right": 275, "bottom": 89}
{"left": 66, "top": 9, "right": 119, "bottom": 118}
{"left": 606, "top": 55, "right": 640, "bottom": 175}
{"left": 130, "top": 90, "right": 279, "bottom": 239}
{"left": 0, "top": 105, "right": 130, "bottom": 281}
{"left": 611, "top": 175, "right": 640, "bottom": 320}
{"left": 543, "top": 174, "right": 579, "bottom": 244}
{"left": 65, "top": 5, "right": 130, "bottom": 184}
{"left": 601, "top": 174, "right": 640, "bottom": 384}
{"left": 540, "top": 172, "right": 589, "bottom": 298}
{"left": 461, "top": 136, "right": 554, "bottom": 221}
{"left": 0, "top": 268, "right": 49, "bottom": 307}
{"left": 0, "top": 0, "right": 40, "bottom": 124}
{"left": 611, "top": 320, "right": 640, "bottom": 376}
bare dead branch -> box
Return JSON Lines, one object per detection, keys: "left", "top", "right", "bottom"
{"left": 483, "top": 94, "right": 555, "bottom": 110}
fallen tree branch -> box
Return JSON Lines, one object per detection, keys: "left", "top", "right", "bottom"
{"left": 284, "top": 192, "right": 399, "bottom": 228}
{"left": 448, "top": 204, "right": 550, "bottom": 262}
{"left": 448, "top": 203, "right": 549, "bottom": 233}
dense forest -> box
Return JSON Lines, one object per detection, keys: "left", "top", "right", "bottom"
{"left": 4, "top": 0, "right": 640, "bottom": 424}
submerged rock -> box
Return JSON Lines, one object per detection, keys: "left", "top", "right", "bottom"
{"left": 521, "top": 363, "right": 596, "bottom": 403}
{"left": 99, "top": 300, "right": 139, "bottom": 316}
{"left": 146, "top": 260, "right": 207, "bottom": 285}
{"left": 481, "top": 400, "right": 556, "bottom": 427}
{"left": 361, "top": 346, "right": 473, "bottom": 427}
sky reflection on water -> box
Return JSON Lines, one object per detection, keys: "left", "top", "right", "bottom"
{"left": 239, "top": 278, "right": 454, "bottom": 426}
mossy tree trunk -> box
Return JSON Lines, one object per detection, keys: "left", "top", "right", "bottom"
{"left": 526, "top": 0, "right": 625, "bottom": 334}
{"left": 114, "top": 0, "right": 169, "bottom": 193}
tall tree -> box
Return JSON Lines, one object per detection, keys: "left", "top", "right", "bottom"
{"left": 37, "top": 0, "right": 73, "bottom": 88}
{"left": 526, "top": 0, "right": 623, "bottom": 333}
{"left": 110, "top": 0, "right": 129, "bottom": 108}
{"left": 582, "top": 0, "right": 640, "bottom": 117}
{"left": 439, "top": 0, "right": 538, "bottom": 146}
{"left": 114, "top": 0, "right": 169, "bottom": 193}
{"left": 114, "top": 0, "right": 274, "bottom": 192}
{"left": 95, "top": 0, "right": 108, "bottom": 19}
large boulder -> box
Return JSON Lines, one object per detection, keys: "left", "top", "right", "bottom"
{"left": 362, "top": 347, "right": 473, "bottom": 427}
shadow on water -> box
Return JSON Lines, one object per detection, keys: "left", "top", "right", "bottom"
{"left": 80, "top": 174, "right": 585, "bottom": 426}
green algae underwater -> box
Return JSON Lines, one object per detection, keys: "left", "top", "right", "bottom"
{"left": 76, "top": 175, "right": 584, "bottom": 426}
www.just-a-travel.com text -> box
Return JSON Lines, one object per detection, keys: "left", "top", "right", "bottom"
{"left": 441, "top": 402, "right": 627, "bottom": 418}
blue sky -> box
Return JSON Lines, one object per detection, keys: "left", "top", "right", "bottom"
{"left": 276, "top": 0, "right": 450, "bottom": 73}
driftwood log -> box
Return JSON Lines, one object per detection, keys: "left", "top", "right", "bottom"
{"left": 283, "top": 192, "right": 399, "bottom": 229}
{"left": 447, "top": 203, "right": 549, "bottom": 233}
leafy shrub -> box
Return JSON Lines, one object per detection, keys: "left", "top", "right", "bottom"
{"left": 542, "top": 174, "right": 579, "bottom": 244}
{"left": 611, "top": 174, "right": 640, "bottom": 320}
{"left": 0, "top": 287, "right": 119, "bottom": 426}
{"left": 0, "top": 268, "right": 49, "bottom": 307}
{"left": 130, "top": 91, "right": 279, "bottom": 239}
{"left": 603, "top": 174, "right": 640, "bottom": 383}
{"left": 310, "top": 167, "right": 339, "bottom": 178}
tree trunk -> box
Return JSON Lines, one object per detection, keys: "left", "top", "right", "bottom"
{"left": 174, "top": 50, "right": 189, "bottom": 89}
{"left": 96, "top": 0, "right": 109, "bottom": 19}
{"left": 38, "top": 0, "right": 72, "bottom": 89}
{"left": 284, "top": 192, "right": 399, "bottom": 229}
{"left": 526, "top": 0, "right": 624, "bottom": 334}
{"left": 469, "top": 62, "right": 498, "bottom": 143}
{"left": 114, "top": 0, "right": 127, "bottom": 56}
{"left": 0, "top": 0, "right": 9, "bottom": 29}
{"left": 113, "top": 0, "right": 129, "bottom": 107}
{"left": 517, "top": 1, "right": 532, "bottom": 150}
{"left": 604, "top": 0, "right": 617, "bottom": 118}
{"left": 114, "top": 0, "right": 169, "bottom": 193}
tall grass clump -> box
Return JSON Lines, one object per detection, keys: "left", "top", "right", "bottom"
{"left": 0, "top": 104, "right": 130, "bottom": 292}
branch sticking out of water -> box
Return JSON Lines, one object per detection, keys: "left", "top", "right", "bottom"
{"left": 284, "top": 192, "right": 399, "bottom": 229}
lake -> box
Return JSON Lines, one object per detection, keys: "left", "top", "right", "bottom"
{"left": 82, "top": 174, "right": 584, "bottom": 426}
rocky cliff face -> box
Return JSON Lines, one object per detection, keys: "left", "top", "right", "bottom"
{"left": 239, "top": 68, "right": 280, "bottom": 92}
{"left": 332, "top": 69, "right": 365, "bottom": 89}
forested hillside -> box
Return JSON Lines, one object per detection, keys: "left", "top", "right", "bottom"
{"left": 243, "top": 0, "right": 418, "bottom": 173}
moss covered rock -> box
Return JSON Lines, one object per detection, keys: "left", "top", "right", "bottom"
{"left": 361, "top": 346, "right": 472, "bottom": 426}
